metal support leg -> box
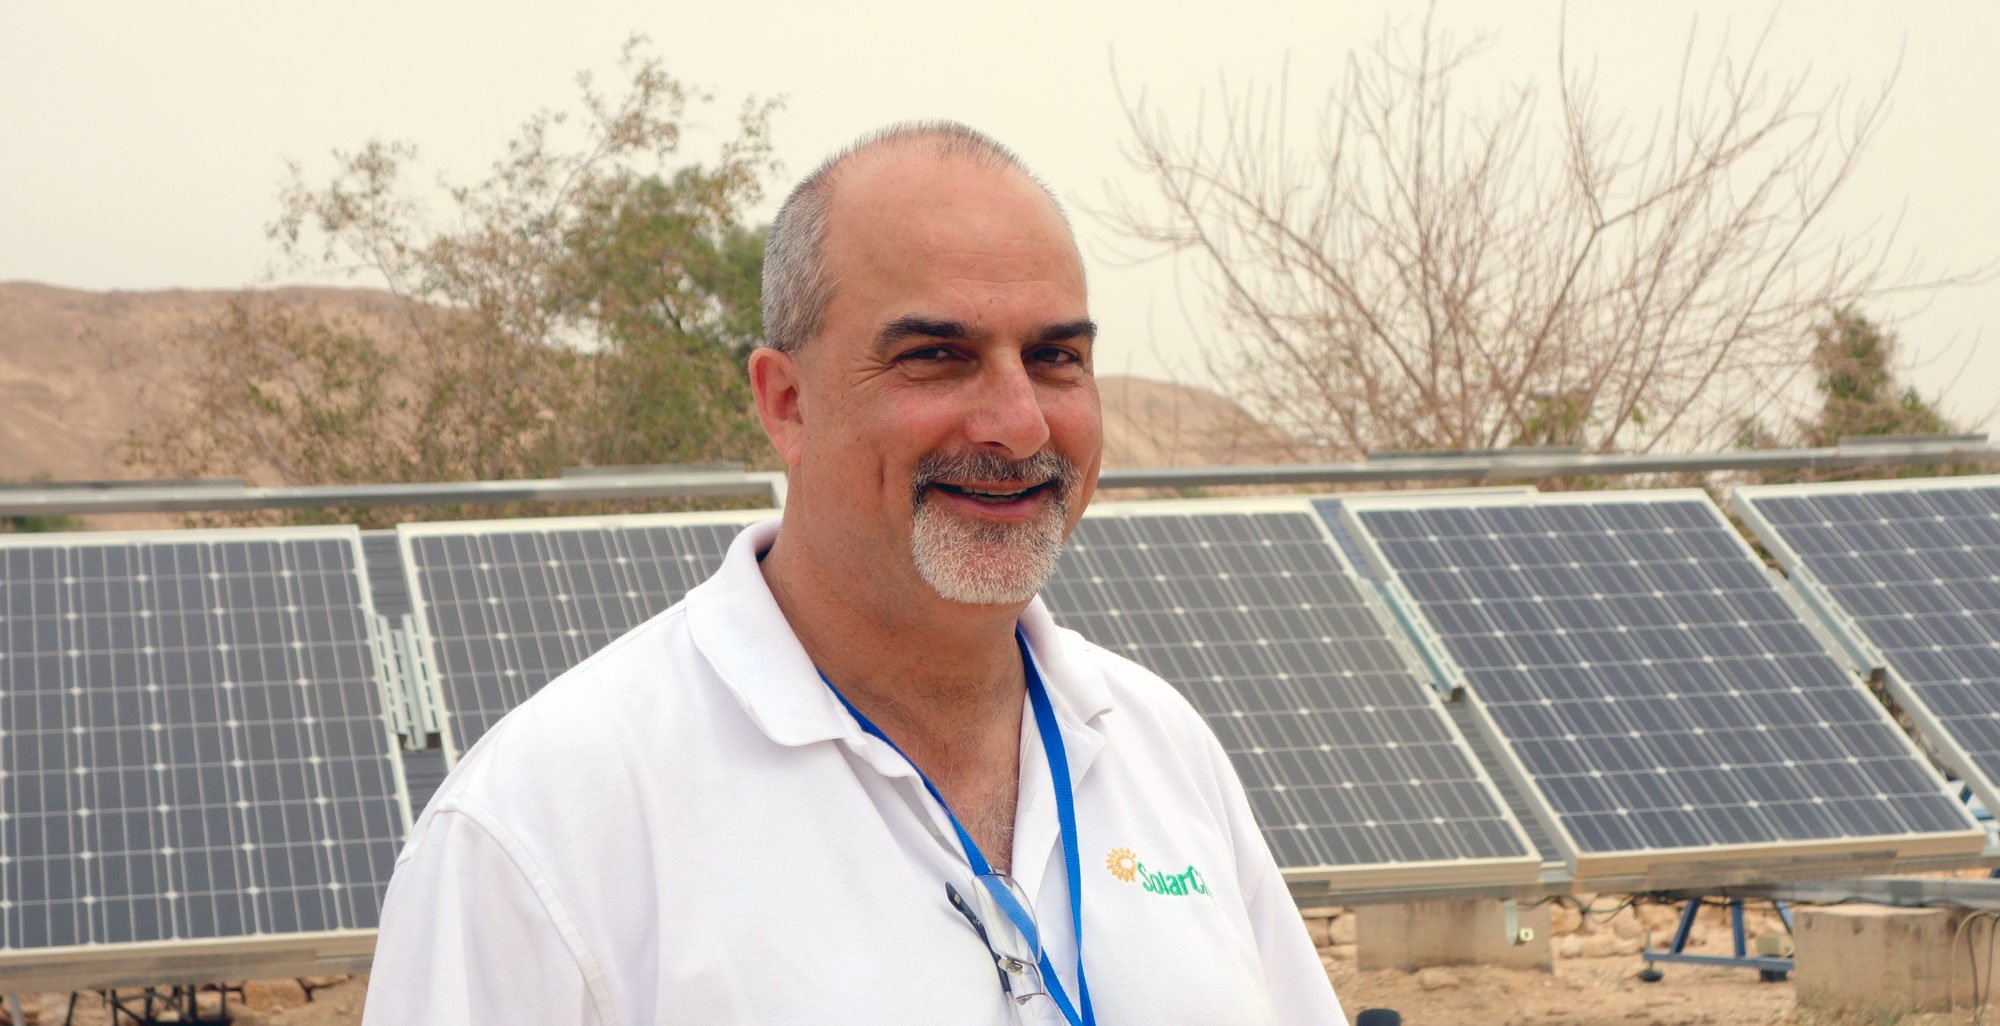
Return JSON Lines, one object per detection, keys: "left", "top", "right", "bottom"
{"left": 1669, "top": 898, "right": 1701, "bottom": 954}
{"left": 1641, "top": 897, "right": 1793, "bottom": 981}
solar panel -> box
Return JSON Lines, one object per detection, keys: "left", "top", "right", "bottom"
{"left": 398, "top": 512, "right": 765, "bottom": 760}
{"left": 1042, "top": 500, "right": 1540, "bottom": 889}
{"left": 1312, "top": 489, "right": 1537, "bottom": 583}
{"left": 1734, "top": 476, "right": 2000, "bottom": 815}
{"left": 1338, "top": 490, "right": 1982, "bottom": 883}
{"left": 0, "top": 527, "right": 406, "bottom": 987}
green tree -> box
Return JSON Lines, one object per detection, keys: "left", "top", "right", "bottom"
{"left": 129, "top": 38, "right": 780, "bottom": 527}
{"left": 1736, "top": 307, "right": 1970, "bottom": 483}
{"left": 1803, "top": 307, "right": 1954, "bottom": 445}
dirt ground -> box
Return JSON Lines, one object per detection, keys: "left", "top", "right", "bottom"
{"left": 1321, "top": 896, "right": 1992, "bottom": 1026}
{"left": 1328, "top": 954, "right": 1985, "bottom": 1026}
{"left": 6, "top": 899, "right": 1995, "bottom": 1025}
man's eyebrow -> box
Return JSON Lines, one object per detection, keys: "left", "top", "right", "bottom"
{"left": 1036, "top": 319, "right": 1098, "bottom": 345}
{"left": 875, "top": 315, "right": 969, "bottom": 350}
{"left": 873, "top": 315, "right": 1099, "bottom": 351}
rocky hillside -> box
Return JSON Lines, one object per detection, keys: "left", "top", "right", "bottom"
{"left": 0, "top": 283, "right": 414, "bottom": 483}
{"left": 0, "top": 282, "right": 1288, "bottom": 488}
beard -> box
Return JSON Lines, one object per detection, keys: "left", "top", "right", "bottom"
{"left": 909, "top": 449, "right": 1080, "bottom": 606}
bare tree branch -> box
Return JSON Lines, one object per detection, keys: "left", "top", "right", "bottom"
{"left": 1100, "top": 7, "right": 1990, "bottom": 463}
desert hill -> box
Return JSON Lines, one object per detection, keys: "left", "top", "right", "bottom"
{"left": 0, "top": 282, "right": 1290, "bottom": 492}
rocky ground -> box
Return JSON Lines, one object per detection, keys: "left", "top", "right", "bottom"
{"left": 1321, "top": 896, "right": 1987, "bottom": 1026}
{"left": 4, "top": 898, "right": 1991, "bottom": 1025}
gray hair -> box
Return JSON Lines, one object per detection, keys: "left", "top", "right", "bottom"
{"left": 759, "top": 121, "right": 1065, "bottom": 354}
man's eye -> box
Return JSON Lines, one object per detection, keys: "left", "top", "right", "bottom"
{"left": 902, "top": 346, "right": 957, "bottom": 362}
{"left": 1031, "top": 346, "right": 1081, "bottom": 366}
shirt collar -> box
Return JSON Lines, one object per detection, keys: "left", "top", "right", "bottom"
{"left": 685, "top": 518, "right": 1115, "bottom": 749}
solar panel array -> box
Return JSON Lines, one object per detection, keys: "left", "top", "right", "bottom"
{"left": 1338, "top": 492, "right": 1981, "bottom": 876}
{"left": 398, "top": 516, "right": 749, "bottom": 758}
{"left": 16, "top": 475, "right": 2000, "bottom": 987}
{"left": 0, "top": 530, "right": 406, "bottom": 959}
{"left": 1043, "top": 506, "right": 1538, "bottom": 885}
{"left": 1735, "top": 478, "right": 2000, "bottom": 810}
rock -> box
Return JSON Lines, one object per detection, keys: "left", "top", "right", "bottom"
{"left": 1557, "top": 935, "right": 1584, "bottom": 959}
{"left": 242, "top": 980, "right": 308, "bottom": 1012}
{"left": 1301, "top": 915, "right": 1333, "bottom": 947}
{"left": 1575, "top": 932, "right": 1642, "bottom": 958}
{"left": 1611, "top": 915, "right": 1645, "bottom": 941}
{"left": 1637, "top": 903, "right": 1682, "bottom": 932}
{"left": 1328, "top": 914, "right": 1356, "bottom": 946}
{"left": 1550, "top": 902, "right": 1584, "bottom": 936}
{"left": 1416, "top": 967, "right": 1461, "bottom": 990}
{"left": 1751, "top": 930, "right": 1794, "bottom": 957}
{"left": 1328, "top": 944, "right": 1357, "bottom": 961}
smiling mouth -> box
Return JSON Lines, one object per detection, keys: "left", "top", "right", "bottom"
{"left": 930, "top": 480, "right": 1053, "bottom": 504}
{"left": 911, "top": 450, "right": 1078, "bottom": 515}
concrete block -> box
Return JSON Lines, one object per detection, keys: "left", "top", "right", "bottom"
{"left": 1794, "top": 905, "right": 2000, "bottom": 1013}
{"left": 1356, "top": 899, "right": 1553, "bottom": 972}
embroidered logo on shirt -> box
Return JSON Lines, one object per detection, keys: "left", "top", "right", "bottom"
{"left": 1105, "top": 847, "right": 1208, "bottom": 896}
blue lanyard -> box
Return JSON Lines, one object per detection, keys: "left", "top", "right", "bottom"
{"left": 820, "top": 628, "right": 1096, "bottom": 1026}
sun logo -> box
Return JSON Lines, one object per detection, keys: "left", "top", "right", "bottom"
{"left": 1105, "top": 847, "right": 1138, "bottom": 883}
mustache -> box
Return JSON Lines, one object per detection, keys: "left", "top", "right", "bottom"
{"left": 910, "top": 450, "right": 1080, "bottom": 508}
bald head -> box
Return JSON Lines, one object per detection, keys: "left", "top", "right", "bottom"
{"left": 760, "top": 121, "right": 1076, "bottom": 354}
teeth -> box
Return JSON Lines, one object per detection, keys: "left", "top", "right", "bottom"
{"left": 938, "top": 482, "right": 1035, "bottom": 502}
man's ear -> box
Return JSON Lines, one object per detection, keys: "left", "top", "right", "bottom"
{"left": 749, "top": 346, "right": 805, "bottom": 470}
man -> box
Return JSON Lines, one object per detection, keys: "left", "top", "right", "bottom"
{"left": 362, "top": 122, "right": 1343, "bottom": 1024}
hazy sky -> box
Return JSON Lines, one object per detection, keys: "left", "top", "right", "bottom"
{"left": 3, "top": 0, "right": 1995, "bottom": 426}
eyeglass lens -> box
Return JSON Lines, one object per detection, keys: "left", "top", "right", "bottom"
{"left": 949, "top": 873, "right": 1048, "bottom": 1005}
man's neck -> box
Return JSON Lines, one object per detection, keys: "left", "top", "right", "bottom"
{"left": 759, "top": 533, "right": 1028, "bottom": 739}
{"left": 761, "top": 531, "right": 1030, "bottom": 870}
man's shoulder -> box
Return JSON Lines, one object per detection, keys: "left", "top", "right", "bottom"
{"left": 428, "top": 604, "right": 716, "bottom": 805}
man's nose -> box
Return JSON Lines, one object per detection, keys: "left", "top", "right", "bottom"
{"left": 965, "top": 356, "right": 1051, "bottom": 459}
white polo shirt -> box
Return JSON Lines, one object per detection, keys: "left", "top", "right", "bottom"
{"left": 363, "top": 520, "right": 1344, "bottom": 1025}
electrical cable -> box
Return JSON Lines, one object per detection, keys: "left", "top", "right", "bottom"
{"left": 1950, "top": 907, "right": 2000, "bottom": 1024}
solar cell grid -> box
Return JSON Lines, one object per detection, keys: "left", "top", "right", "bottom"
{"left": 401, "top": 516, "right": 750, "bottom": 758}
{"left": 1735, "top": 478, "right": 2000, "bottom": 813}
{"left": 1343, "top": 492, "right": 1979, "bottom": 873}
{"left": 1043, "top": 505, "right": 1536, "bottom": 884}
{"left": 0, "top": 530, "right": 405, "bottom": 959}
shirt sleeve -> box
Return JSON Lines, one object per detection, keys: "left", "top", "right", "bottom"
{"left": 361, "top": 805, "right": 607, "bottom": 1026}
{"left": 1213, "top": 741, "right": 1349, "bottom": 1024}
